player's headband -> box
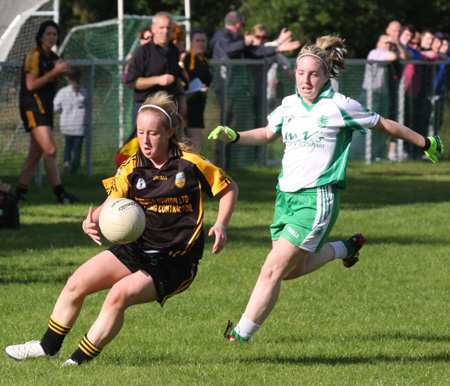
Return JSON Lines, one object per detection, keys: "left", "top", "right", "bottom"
{"left": 138, "top": 104, "right": 172, "bottom": 127}
{"left": 296, "top": 53, "right": 329, "bottom": 71}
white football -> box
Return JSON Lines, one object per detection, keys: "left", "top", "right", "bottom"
{"left": 99, "top": 198, "right": 145, "bottom": 244}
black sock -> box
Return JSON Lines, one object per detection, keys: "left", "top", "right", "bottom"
{"left": 40, "top": 315, "right": 72, "bottom": 356}
{"left": 70, "top": 335, "right": 102, "bottom": 364}
{"left": 15, "top": 184, "right": 28, "bottom": 197}
{"left": 52, "top": 184, "right": 66, "bottom": 199}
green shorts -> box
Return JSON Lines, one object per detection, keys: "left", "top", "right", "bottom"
{"left": 270, "top": 185, "right": 340, "bottom": 253}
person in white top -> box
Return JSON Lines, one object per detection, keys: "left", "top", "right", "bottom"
{"left": 355, "top": 34, "right": 401, "bottom": 160}
{"left": 54, "top": 68, "right": 88, "bottom": 175}
{"left": 209, "top": 34, "right": 444, "bottom": 342}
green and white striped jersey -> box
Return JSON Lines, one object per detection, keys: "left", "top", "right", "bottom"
{"left": 268, "top": 81, "right": 379, "bottom": 192}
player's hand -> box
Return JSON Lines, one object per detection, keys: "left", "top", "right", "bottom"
{"left": 208, "top": 224, "right": 227, "bottom": 254}
{"left": 423, "top": 135, "right": 444, "bottom": 163}
{"left": 82, "top": 206, "right": 102, "bottom": 246}
{"left": 208, "top": 126, "right": 238, "bottom": 143}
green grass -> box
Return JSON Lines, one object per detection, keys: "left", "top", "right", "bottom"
{"left": 1, "top": 161, "right": 450, "bottom": 385}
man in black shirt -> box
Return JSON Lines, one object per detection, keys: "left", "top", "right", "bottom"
{"left": 125, "top": 12, "right": 186, "bottom": 129}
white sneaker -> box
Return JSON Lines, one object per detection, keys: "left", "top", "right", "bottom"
{"left": 388, "top": 152, "right": 397, "bottom": 162}
{"left": 63, "top": 161, "right": 71, "bottom": 175}
{"left": 5, "top": 340, "right": 58, "bottom": 360}
{"left": 62, "top": 358, "right": 79, "bottom": 366}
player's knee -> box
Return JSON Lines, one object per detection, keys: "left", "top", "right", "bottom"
{"left": 103, "top": 285, "right": 128, "bottom": 312}
{"left": 259, "top": 264, "right": 283, "bottom": 283}
{"left": 42, "top": 145, "right": 57, "bottom": 158}
{"left": 63, "top": 274, "right": 90, "bottom": 302}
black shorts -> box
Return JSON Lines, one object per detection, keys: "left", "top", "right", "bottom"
{"left": 109, "top": 243, "right": 198, "bottom": 306}
{"left": 20, "top": 109, "right": 53, "bottom": 132}
{"left": 186, "top": 93, "right": 207, "bottom": 128}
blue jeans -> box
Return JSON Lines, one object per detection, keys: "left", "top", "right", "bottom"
{"left": 64, "top": 135, "right": 84, "bottom": 174}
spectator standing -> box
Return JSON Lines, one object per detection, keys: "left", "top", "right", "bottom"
{"left": 125, "top": 12, "right": 187, "bottom": 131}
{"left": 356, "top": 34, "right": 400, "bottom": 160}
{"left": 389, "top": 25, "right": 438, "bottom": 160}
{"left": 385, "top": 20, "right": 410, "bottom": 59}
{"left": 383, "top": 20, "right": 409, "bottom": 158}
{"left": 16, "top": 20, "right": 78, "bottom": 204}
{"left": 210, "top": 11, "right": 299, "bottom": 166}
{"left": 412, "top": 28, "right": 438, "bottom": 158}
{"left": 431, "top": 32, "right": 450, "bottom": 136}
{"left": 386, "top": 20, "right": 402, "bottom": 42}
{"left": 183, "top": 29, "right": 213, "bottom": 151}
{"left": 122, "top": 27, "right": 152, "bottom": 84}
{"left": 171, "top": 22, "right": 190, "bottom": 92}
{"left": 54, "top": 68, "right": 88, "bottom": 175}
{"left": 420, "top": 29, "right": 435, "bottom": 52}
{"left": 251, "top": 24, "right": 294, "bottom": 110}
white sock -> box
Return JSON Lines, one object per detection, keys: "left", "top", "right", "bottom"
{"left": 234, "top": 314, "right": 261, "bottom": 339}
{"left": 329, "top": 241, "right": 347, "bottom": 260}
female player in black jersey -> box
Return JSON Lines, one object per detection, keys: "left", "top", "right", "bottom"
{"left": 6, "top": 91, "right": 238, "bottom": 365}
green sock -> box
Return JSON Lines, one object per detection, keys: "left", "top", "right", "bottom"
{"left": 342, "top": 240, "right": 354, "bottom": 258}
{"left": 231, "top": 330, "right": 249, "bottom": 342}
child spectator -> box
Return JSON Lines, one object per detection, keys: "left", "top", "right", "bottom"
{"left": 54, "top": 68, "right": 88, "bottom": 175}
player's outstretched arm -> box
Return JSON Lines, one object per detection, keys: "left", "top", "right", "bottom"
{"left": 208, "top": 125, "right": 279, "bottom": 146}
{"left": 371, "top": 117, "right": 444, "bottom": 162}
{"left": 208, "top": 181, "right": 239, "bottom": 254}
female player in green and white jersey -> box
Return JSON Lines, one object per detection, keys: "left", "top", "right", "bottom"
{"left": 209, "top": 34, "right": 444, "bottom": 342}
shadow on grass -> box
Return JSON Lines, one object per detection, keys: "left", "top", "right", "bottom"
{"left": 1, "top": 221, "right": 101, "bottom": 251}
{"left": 329, "top": 233, "right": 449, "bottom": 246}
{"left": 229, "top": 165, "right": 450, "bottom": 208}
{"left": 343, "top": 175, "right": 450, "bottom": 209}
{"left": 105, "top": 348, "right": 449, "bottom": 367}
{"left": 0, "top": 260, "right": 78, "bottom": 285}
{"left": 243, "top": 351, "right": 450, "bottom": 365}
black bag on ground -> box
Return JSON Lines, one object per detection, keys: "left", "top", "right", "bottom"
{"left": 0, "top": 191, "right": 20, "bottom": 229}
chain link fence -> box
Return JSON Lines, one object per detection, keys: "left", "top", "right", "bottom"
{"left": 0, "top": 58, "right": 449, "bottom": 185}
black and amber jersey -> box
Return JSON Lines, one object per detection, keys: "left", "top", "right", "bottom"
{"left": 103, "top": 148, "right": 232, "bottom": 261}
{"left": 183, "top": 51, "right": 212, "bottom": 87}
{"left": 19, "top": 47, "right": 61, "bottom": 115}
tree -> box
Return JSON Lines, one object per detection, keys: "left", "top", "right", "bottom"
{"left": 59, "top": 0, "right": 450, "bottom": 58}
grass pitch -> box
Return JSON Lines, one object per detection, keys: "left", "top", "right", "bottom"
{"left": 1, "top": 161, "right": 449, "bottom": 385}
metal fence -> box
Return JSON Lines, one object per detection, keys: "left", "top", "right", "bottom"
{"left": 0, "top": 58, "right": 449, "bottom": 185}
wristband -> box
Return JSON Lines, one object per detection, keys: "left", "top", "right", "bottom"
{"left": 214, "top": 222, "right": 227, "bottom": 231}
{"left": 231, "top": 132, "right": 240, "bottom": 144}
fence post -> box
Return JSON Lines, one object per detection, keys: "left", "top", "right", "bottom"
{"left": 217, "top": 63, "right": 228, "bottom": 169}
{"left": 365, "top": 62, "right": 373, "bottom": 165}
{"left": 258, "top": 58, "right": 269, "bottom": 167}
{"left": 84, "top": 61, "right": 94, "bottom": 177}
{"left": 396, "top": 66, "right": 405, "bottom": 160}
{"left": 428, "top": 63, "right": 437, "bottom": 137}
